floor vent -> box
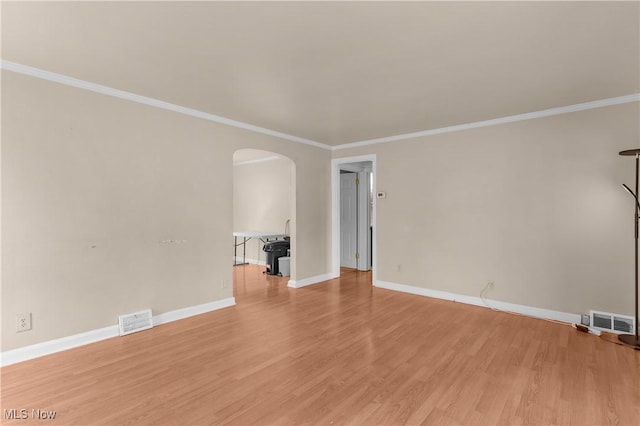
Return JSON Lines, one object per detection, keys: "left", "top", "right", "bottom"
{"left": 589, "top": 310, "right": 635, "bottom": 334}
{"left": 118, "top": 309, "right": 153, "bottom": 336}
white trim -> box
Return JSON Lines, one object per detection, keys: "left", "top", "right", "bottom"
{"left": 0, "top": 325, "right": 119, "bottom": 368}
{"left": 233, "top": 256, "right": 267, "bottom": 266}
{"left": 0, "top": 297, "right": 236, "bottom": 367}
{"left": 0, "top": 60, "right": 331, "bottom": 151}
{"left": 331, "top": 155, "right": 378, "bottom": 282}
{"left": 233, "top": 155, "right": 282, "bottom": 166}
{"left": 287, "top": 273, "right": 335, "bottom": 289}
{"left": 356, "top": 170, "right": 371, "bottom": 271}
{"left": 374, "top": 280, "right": 581, "bottom": 324}
{"left": 152, "top": 297, "right": 236, "bottom": 326}
{"left": 3, "top": 61, "right": 638, "bottom": 153}
{"left": 333, "top": 93, "right": 640, "bottom": 151}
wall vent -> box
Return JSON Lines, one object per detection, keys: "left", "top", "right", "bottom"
{"left": 589, "top": 310, "right": 635, "bottom": 334}
{"left": 118, "top": 309, "right": 153, "bottom": 336}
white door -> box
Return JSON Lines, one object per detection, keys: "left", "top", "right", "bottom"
{"left": 340, "top": 172, "right": 358, "bottom": 268}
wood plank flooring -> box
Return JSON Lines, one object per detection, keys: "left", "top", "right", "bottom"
{"left": 1, "top": 265, "right": 639, "bottom": 425}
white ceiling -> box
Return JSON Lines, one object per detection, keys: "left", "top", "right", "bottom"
{"left": 2, "top": 1, "right": 638, "bottom": 146}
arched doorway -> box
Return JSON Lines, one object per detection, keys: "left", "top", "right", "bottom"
{"left": 232, "top": 149, "right": 296, "bottom": 298}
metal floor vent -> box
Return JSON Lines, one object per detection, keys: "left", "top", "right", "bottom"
{"left": 590, "top": 310, "right": 635, "bottom": 334}
{"left": 118, "top": 309, "right": 153, "bottom": 336}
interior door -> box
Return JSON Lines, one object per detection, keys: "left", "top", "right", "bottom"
{"left": 340, "top": 172, "right": 358, "bottom": 268}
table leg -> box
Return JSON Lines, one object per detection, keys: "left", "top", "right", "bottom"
{"left": 243, "top": 237, "right": 247, "bottom": 265}
{"left": 234, "top": 236, "right": 238, "bottom": 265}
{"left": 233, "top": 236, "right": 250, "bottom": 266}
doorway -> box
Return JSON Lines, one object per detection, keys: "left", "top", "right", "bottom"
{"left": 340, "top": 171, "right": 358, "bottom": 269}
{"left": 232, "top": 149, "right": 295, "bottom": 297}
{"left": 332, "top": 155, "right": 377, "bottom": 281}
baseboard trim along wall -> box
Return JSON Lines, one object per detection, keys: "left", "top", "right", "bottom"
{"left": 0, "top": 297, "right": 236, "bottom": 367}
{"left": 151, "top": 297, "right": 236, "bottom": 326}
{"left": 374, "top": 280, "right": 581, "bottom": 325}
{"left": 288, "top": 273, "right": 336, "bottom": 289}
{"left": 2, "top": 278, "right": 581, "bottom": 366}
{"left": 233, "top": 257, "right": 267, "bottom": 266}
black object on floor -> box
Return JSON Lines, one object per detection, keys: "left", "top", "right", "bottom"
{"left": 263, "top": 239, "right": 290, "bottom": 275}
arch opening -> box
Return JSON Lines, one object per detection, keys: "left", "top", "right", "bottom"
{"left": 232, "top": 149, "right": 296, "bottom": 297}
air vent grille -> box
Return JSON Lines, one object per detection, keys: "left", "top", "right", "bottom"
{"left": 613, "top": 317, "right": 634, "bottom": 333}
{"left": 118, "top": 309, "right": 153, "bottom": 336}
{"left": 592, "top": 313, "right": 612, "bottom": 329}
{"left": 590, "top": 310, "right": 635, "bottom": 334}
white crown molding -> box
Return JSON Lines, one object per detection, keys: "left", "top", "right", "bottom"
{"left": 374, "top": 279, "right": 581, "bottom": 325}
{"left": 0, "top": 60, "right": 331, "bottom": 151}
{"left": 3, "top": 60, "right": 637, "bottom": 152}
{"left": 0, "top": 297, "right": 236, "bottom": 367}
{"left": 333, "top": 93, "right": 640, "bottom": 151}
{"left": 233, "top": 155, "right": 282, "bottom": 166}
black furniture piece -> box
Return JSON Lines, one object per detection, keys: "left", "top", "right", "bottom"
{"left": 263, "top": 239, "right": 290, "bottom": 275}
{"left": 233, "top": 232, "right": 286, "bottom": 266}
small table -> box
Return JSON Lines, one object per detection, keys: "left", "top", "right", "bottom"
{"left": 233, "top": 231, "right": 287, "bottom": 266}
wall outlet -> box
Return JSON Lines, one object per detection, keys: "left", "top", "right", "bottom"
{"left": 581, "top": 314, "right": 590, "bottom": 326}
{"left": 487, "top": 281, "right": 495, "bottom": 290}
{"left": 221, "top": 279, "right": 228, "bottom": 288}
{"left": 16, "top": 313, "right": 32, "bottom": 332}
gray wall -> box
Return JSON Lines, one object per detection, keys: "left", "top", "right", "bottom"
{"left": 233, "top": 156, "right": 294, "bottom": 263}
{"left": 1, "top": 71, "right": 331, "bottom": 351}
{"left": 2, "top": 66, "right": 638, "bottom": 353}
{"left": 335, "top": 102, "right": 639, "bottom": 316}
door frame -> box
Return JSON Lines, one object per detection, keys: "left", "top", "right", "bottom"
{"left": 339, "top": 171, "right": 358, "bottom": 269}
{"left": 339, "top": 164, "right": 372, "bottom": 271}
{"left": 331, "top": 154, "right": 377, "bottom": 281}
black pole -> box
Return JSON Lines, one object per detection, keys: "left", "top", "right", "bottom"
{"left": 635, "top": 153, "right": 639, "bottom": 340}
{"left": 618, "top": 148, "right": 640, "bottom": 348}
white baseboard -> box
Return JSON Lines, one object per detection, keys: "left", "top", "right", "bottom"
{"left": 234, "top": 256, "right": 266, "bottom": 266}
{"left": 0, "top": 297, "right": 236, "bottom": 367}
{"left": 0, "top": 325, "right": 120, "bottom": 368}
{"left": 374, "top": 280, "right": 581, "bottom": 324}
{"left": 288, "top": 273, "right": 336, "bottom": 289}
{"left": 152, "top": 297, "right": 236, "bottom": 326}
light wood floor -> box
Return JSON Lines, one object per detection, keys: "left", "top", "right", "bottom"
{"left": 1, "top": 265, "right": 639, "bottom": 425}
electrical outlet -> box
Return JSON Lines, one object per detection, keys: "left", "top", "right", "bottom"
{"left": 581, "top": 314, "right": 590, "bottom": 326}
{"left": 396, "top": 264, "right": 402, "bottom": 272}
{"left": 221, "top": 279, "right": 227, "bottom": 288}
{"left": 16, "top": 313, "right": 32, "bottom": 332}
{"left": 488, "top": 281, "right": 495, "bottom": 290}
